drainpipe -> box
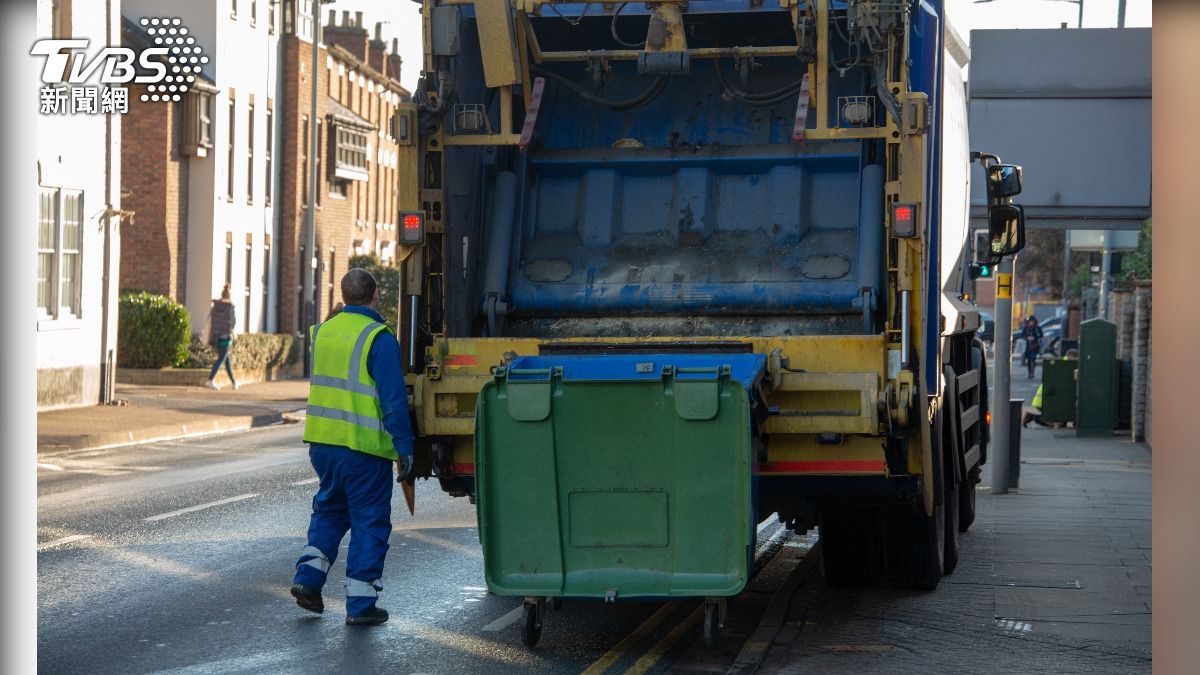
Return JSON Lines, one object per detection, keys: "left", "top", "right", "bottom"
{"left": 99, "top": 0, "right": 116, "bottom": 404}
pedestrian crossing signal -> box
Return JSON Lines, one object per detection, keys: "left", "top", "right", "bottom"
{"left": 969, "top": 262, "right": 993, "bottom": 280}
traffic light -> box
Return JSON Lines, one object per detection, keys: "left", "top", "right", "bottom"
{"left": 969, "top": 261, "right": 993, "bottom": 280}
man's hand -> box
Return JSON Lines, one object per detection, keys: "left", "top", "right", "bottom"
{"left": 396, "top": 454, "right": 414, "bottom": 483}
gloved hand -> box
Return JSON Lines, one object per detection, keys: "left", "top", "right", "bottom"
{"left": 396, "top": 454, "right": 413, "bottom": 482}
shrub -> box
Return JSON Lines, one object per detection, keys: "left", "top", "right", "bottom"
{"left": 118, "top": 291, "right": 191, "bottom": 368}
{"left": 181, "top": 333, "right": 301, "bottom": 371}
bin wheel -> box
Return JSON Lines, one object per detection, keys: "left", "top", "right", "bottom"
{"left": 521, "top": 602, "right": 542, "bottom": 648}
{"left": 549, "top": 596, "right": 562, "bottom": 611}
{"left": 703, "top": 602, "right": 720, "bottom": 648}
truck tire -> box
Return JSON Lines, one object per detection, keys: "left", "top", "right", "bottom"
{"left": 940, "top": 396, "right": 961, "bottom": 574}
{"left": 885, "top": 412, "right": 945, "bottom": 590}
{"left": 959, "top": 466, "right": 979, "bottom": 533}
{"left": 819, "top": 508, "right": 881, "bottom": 588}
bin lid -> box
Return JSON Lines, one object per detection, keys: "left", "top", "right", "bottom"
{"left": 506, "top": 353, "right": 768, "bottom": 388}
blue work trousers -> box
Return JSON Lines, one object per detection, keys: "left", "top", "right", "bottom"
{"left": 293, "top": 443, "right": 394, "bottom": 616}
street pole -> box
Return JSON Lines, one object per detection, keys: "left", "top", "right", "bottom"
{"left": 991, "top": 256, "right": 1015, "bottom": 494}
{"left": 1099, "top": 230, "right": 1112, "bottom": 320}
{"left": 303, "top": 2, "right": 323, "bottom": 376}
{"left": 1118, "top": 0, "right": 1126, "bottom": 28}
{"left": 1061, "top": 230, "right": 1072, "bottom": 333}
{"left": 1077, "top": 0, "right": 1083, "bottom": 29}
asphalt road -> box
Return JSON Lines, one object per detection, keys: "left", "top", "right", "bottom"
{"left": 38, "top": 423, "right": 770, "bottom": 675}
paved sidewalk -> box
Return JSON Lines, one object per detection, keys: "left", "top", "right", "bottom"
{"left": 37, "top": 379, "right": 310, "bottom": 454}
{"left": 748, "top": 427, "right": 1152, "bottom": 673}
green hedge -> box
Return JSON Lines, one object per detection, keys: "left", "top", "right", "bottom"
{"left": 182, "top": 333, "right": 301, "bottom": 371}
{"left": 118, "top": 291, "right": 191, "bottom": 368}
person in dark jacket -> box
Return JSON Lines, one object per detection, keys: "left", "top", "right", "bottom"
{"left": 1018, "top": 316, "right": 1043, "bottom": 379}
{"left": 206, "top": 284, "right": 238, "bottom": 390}
{"left": 290, "top": 268, "right": 414, "bottom": 626}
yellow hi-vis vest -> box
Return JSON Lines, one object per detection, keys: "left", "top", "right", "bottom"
{"left": 303, "top": 311, "right": 397, "bottom": 460}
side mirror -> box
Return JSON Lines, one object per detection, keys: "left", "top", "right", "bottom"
{"left": 988, "top": 203, "right": 1026, "bottom": 258}
{"left": 986, "top": 164, "right": 1022, "bottom": 200}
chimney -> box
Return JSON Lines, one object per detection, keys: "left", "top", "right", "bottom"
{"left": 369, "top": 23, "right": 388, "bottom": 75}
{"left": 355, "top": 11, "right": 363, "bottom": 27}
{"left": 391, "top": 38, "right": 398, "bottom": 55}
{"left": 328, "top": 9, "right": 335, "bottom": 26}
{"left": 342, "top": 10, "right": 350, "bottom": 25}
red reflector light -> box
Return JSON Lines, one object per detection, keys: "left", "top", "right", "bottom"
{"left": 895, "top": 205, "right": 913, "bottom": 222}
{"left": 399, "top": 211, "right": 425, "bottom": 245}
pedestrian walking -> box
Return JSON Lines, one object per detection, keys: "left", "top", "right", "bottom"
{"left": 290, "top": 268, "right": 415, "bottom": 626}
{"left": 206, "top": 284, "right": 238, "bottom": 390}
{"left": 1018, "top": 315, "right": 1043, "bottom": 379}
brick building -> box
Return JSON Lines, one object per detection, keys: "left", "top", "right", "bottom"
{"left": 277, "top": 6, "right": 408, "bottom": 335}
{"left": 121, "top": 0, "right": 282, "bottom": 334}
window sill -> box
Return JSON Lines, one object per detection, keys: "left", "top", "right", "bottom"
{"left": 38, "top": 317, "right": 84, "bottom": 332}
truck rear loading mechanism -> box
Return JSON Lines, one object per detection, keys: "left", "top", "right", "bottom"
{"left": 389, "top": 0, "right": 1027, "bottom": 647}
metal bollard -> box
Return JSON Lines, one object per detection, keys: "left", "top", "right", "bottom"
{"left": 1008, "top": 399, "right": 1023, "bottom": 489}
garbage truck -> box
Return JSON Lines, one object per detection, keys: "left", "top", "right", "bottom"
{"left": 388, "top": 0, "right": 1026, "bottom": 647}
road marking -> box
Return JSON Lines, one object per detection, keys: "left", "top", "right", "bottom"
{"left": 38, "top": 534, "right": 93, "bottom": 551}
{"left": 291, "top": 477, "right": 319, "bottom": 486}
{"left": 582, "top": 601, "right": 680, "bottom": 675}
{"left": 144, "top": 493, "right": 259, "bottom": 522}
{"left": 37, "top": 462, "right": 64, "bottom": 471}
{"left": 482, "top": 605, "right": 524, "bottom": 632}
{"left": 627, "top": 605, "right": 703, "bottom": 675}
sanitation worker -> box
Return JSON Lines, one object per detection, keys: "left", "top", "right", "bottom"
{"left": 290, "top": 268, "right": 414, "bottom": 625}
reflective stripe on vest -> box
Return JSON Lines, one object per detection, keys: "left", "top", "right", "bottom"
{"left": 346, "top": 578, "right": 382, "bottom": 598}
{"left": 303, "top": 313, "right": 395, "bottom": 460}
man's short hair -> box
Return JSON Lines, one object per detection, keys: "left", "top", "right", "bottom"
{"left": 342, "top": 268, "right": 377, "bottom": 306}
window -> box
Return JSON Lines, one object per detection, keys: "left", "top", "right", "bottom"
{"left": 333, "top": 124, "right": 369, "bottom": 181}
{"left": 269, "top": 0, "right": 276, "bottom": 34}
{"left": 327, "top": 249, "right": 336, "bottom": 310}
{"left": 251, "top": 0, "right": 257, "bottom": 26}
{"left": 262, "top": 237, "right": 271, "bottom": 331}
{"left": 264, "top": 104, "right": 273, "bottom": 205}
{"left": 231, "top": 0, "right": 238, "bottom": 19}
{"left": 38, "top": 188, "right": 83, "bottom": 321}
{"left": 283, "top": 0, "right": 294, "bottom": 34}
{"left": 296, "top": 244, "right": 306, "bottom": 333}
{"left": 182, "top": 90, "right": 213, "bottom": 156}
{"left": 315, "top": 119, "right": 323, "bottom": 206}
{"left": 245, "top": 234, "right": 254, "bottom": 313}
{"left": 225, "top": 233, "right": 234, "bottom": 287}
{"left": 312, "top": 246, "right": 322, "bottom": 318}
{"left": 227, "top": 94, "right": 236, "bottom": 200}
{"left": 246, "top": 102, "right": 255, "bottom": 203}
{"left": 301, "top": 115, "right": 309, "bottom": 205}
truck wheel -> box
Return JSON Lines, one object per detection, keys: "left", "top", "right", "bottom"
{"left": 959, "top": 466, "right": 979, "bottom": 533}
{"left": 819, "top": 508, "right": 881, "bottom": 588}
{"left": 885, "top": 413, "right": 945, "bottom": 590}
{"left": 885, "top": 499, "right": 945, "bottom": 590}
{"left": 943, "top": 476, "right": 960, "bottom": 574}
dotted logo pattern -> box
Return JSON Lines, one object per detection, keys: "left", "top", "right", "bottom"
{"left": 138, "top": 17, "right": 209, "bottom": 103}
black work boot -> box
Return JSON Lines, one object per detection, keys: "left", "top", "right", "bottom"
{"left": 345, "top": 606, "right": 389, "bottom": 626}
{"left": 291, "top": 584, "right": 324, "bottom": 614}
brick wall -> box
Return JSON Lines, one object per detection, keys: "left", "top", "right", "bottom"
{"left": 279, "top": 28, "right": 406, "bottom": 334}
{"left": 120, "top": 83, "right": 189, "bottom": 300}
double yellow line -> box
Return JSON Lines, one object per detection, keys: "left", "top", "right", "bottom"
{"left": 581, "top": 601, "right": 703, "bottom": 675}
